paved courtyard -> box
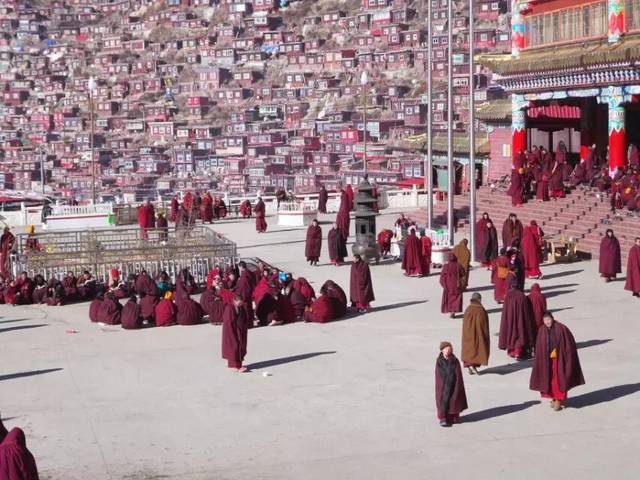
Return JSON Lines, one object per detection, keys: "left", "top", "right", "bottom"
{"left": 2, "top": 210, "right": 639, "bottom": 479}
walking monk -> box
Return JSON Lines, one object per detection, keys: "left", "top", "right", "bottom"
{"left": 530, "top": 312, "right": 585, "bottom": 411}
{"left": 305, "top": 219, "right": 322, "bottom": 266}
{"left": 501, "top": 213, "right": 523, "bottom": 248}
{"left": 402, "top": 227, "right": 427, "bottom": 276}
{"left": 625, "top": 237, "right": 640, "bottom": 297}
{"left": 254, "top": 196, "right": 267, "bottom": 233}
{"left": 460, "top": 293, "right": 490, "bottom": 375}
{"left": 434, "top": 341, "right": 468, "bottom": 427}
{"left": 420, "top": 231, "right": 432, "bottom": 275}
{"left": 599, "top": 229, "right": 621, "bottom": 282}
{"left": 328, "top": 222, "right": 347, "bottom": 265}
{"left": 527, "top": 283, "right": 547, "bottom": 330}
{"left": 317, "top": 185, "right": 328, "bottom": 213}
{"left": 439, "top": 254, "right": 464, "bottom": 318}
{"left": 221, "top": 296, "right": 250, "bottom": 372}
{"left": 452, "top": 239, "right": 471, "bottom": 290}
{"left": 521, "top": 220, "right": 544, "bottom": 278}
{"left": 349, "top": 254, "right": 375, "bottom": 312}
{"left": 498, "top": 285, "right": 536, "bottom": 360}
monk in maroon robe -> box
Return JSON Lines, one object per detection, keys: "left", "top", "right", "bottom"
{"left": 345, "top": 184, "right": 354, "bottom": 210}
{"left": 328, "top": 223, "right": 347, "bottom": 265}
{"left": 480, "top": 220, "right": 499, "bottom": 267}
{"left": 199, "top": 287, "right": 224, "bottom": 324}
{"left": 276, "top": 293, "right": 296, "bottom": 324}
{"left": 549, "top": 160, "right": 566, "bottom": 198}
{"left": 304, "top": 294, "right": 335, "bottom": 323}
{"left": 475, "top": 212, "right": 490, "bottom": 262}
{"left": 221, "top": 297, "right": 250, "bottom": 372}
{"left": 336, "top": 187, "right": 351, "bottom": 240}
{"left": 530, "top": 312, "right": 585, "bottom": 411}
{"left": 521, "top": 220, "right": 544, "bottom": 278}
{"left": 156, "top": 213, "right": 168, "bottom": 243}
{"left": 305, "top": 219, "right": 322, "bottom": 265}
{"left": 176, "top": 294, "right": 203, "bottom": 325}
{"left": 527, "top": 283, "right": 547, "bottom": 330}
{"left": 135, "top": 270, "right": 159, "bottom": 323}
{"left": 200, "top": 192, "right": 214, "bottom": 223}
{"left": 293, "top": 277, "right": 315, "bottom": 305}
{"left": 175, "top": 268, "right": 197, "bottom": 301}
{"left": 239, "top": 199, "right": 252, "bottom": 218}
{"left": 137, "top": 199, "right": 154, "bottom": 240}
{"left": 317, "top": 185, "right": 328, "bottom": 213}
{"left": 498, "top": 286, "right": 536, "bottom": 360}
{"left": 0, "top": 427, "right": 39, "bottom": 480}
{"left": 501, "top": 213, "right": 523, "bottom": 249}
{"left": 460, "top": 293, "right": 490, "bottom": 374}
{"left": 439, "top": 253, "right": 464, "bottom": 317}
{"left": 420, "top": 232, "right": 432, "bottom": 275}
{"left": 121, "top": 296, "right": 142, "bottom": 330}
{"left": 349, "top": 254, "right": 375, "bottom": 312}
{"left": 377, "top": 229, "right": 393, "bottom": 257}
{"left": 507, "top": 153, "right": 526, "bottom": 206}
{"left": 97, "top": 292, "right": 122, "bottom": 325}
{"left": 89, "top": 290, "right": 104, "bottom": 323}
{"left": 234, "top": 262, "right": 256, "bottom": 321}
{"left": 320, "top": 280, "right": 347, "bottom": 318}
{"left": 254, "top": 197, "right": 267, "bottom": 233}
{"left": 625, "top": 237, "right": 640, "bottom": 297}
{"left": 0, "top": 226, "right": 15, "bottom": 278}
{"left": 170, "top": 195, "right": 179, "bottom": 222}
{"left": 402, "top": 228, "right": 427, "bottom": 276}
{"left": 599, "top": 229, "right": 621, "bottom": 281}
{"left": 155, "top": 292, "right": 177, "bottom": 327}
{"left": 435, "top": 341, "right": 468, "bottom": 427}
{"left": 62, "top": 271, "right": 79, "bottom": 301}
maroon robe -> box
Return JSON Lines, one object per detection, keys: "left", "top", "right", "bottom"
{"left": 480, "top": 225, "right": 499, "bottom": 264}
{"left": 201, "top": 194, "right": 214, "bottom": 222}
{"left": 321, "top": 280, "right": 347, "bottom": 318}
{"left": 345, "top": 184, "right": 354, "bottom": 210}
{"left": 0, "top": 231, "right": 15, "bottom": 277}
{"left": 625, "top": 244, "right": 640, "bottom": 294}
{"left": 155, "top": 299, "right": 176, "bottom": 327}
{"left": 439, "top": 255, "right": 464, "bottom": 314}
{"left": 240, "top": 200, "right": 252, "bottom": 218}
{"left": 402, "top": 230, "right": 427, "bottom": 276}
{"left": 290, "top": 289, "right": 307, "bottom": 318}
{"left": 349, "top": 260, "right": 375, "bottom": 307}
{"left": 276, "top": 294, "right": 296, "bottom": 324}
{"left": 378, "top": 229, "right": 393, "bottom": 255}
{"left": 156, "top": 215, "right": 168, "bottom": 242}
{"left": 0, "top": 416, "right": 6, "bottom": 443}
{"left": 303, "top": 295, "right": 335, "bottom": 323}
{"left": 0, "top": 428, "right": 39, "bottom": 480}
{"left": 135, "top": 274, "right": 159, "bottom": 320}
{"left": 521, "top": 222, "right": 543, "bottom": 278}
{"left": 121, "top": 299, "right": 142, "bottom": 330}
{"left": 527, "top": 283, "right": 547, "bottom": 330}
{"left": 170, "top": 196, "right": 179, "bottom": 222}
{"left": 498, "top": 288, "right": 536, "bottom": 355}
{"left": 530, "top": 321, "right": 585, "bottom": 397}
{"left": 62, "top": 276, "right": 78, "bottom": 301}
{"left": 235, "top": 269, "right": 256, "bottom": 320}
{"left": 199, "top": 289, "right": 224, "bottom": 323}
{"left": 176, "top": 297, "right": 203, "bottom": 325}
{"left": 599, "top": 233, "right": 622, "bottom": 277}
{"left": 318, "top": 187, "right": 328, "bottom": 213}
{"left": 420, "top": 235, "right": 432, "bottom": 275}
{"left": 89, "top": 297, "right": 103, "bottom": 323}
{"left": 254, "top": 200, "right": 267, "bottom": 232}
{"left": 175, "top": 272, "right": 196, "bottom": 302}
{"left": 336, "top": 190, "right": 351, "bottom": 240}
{"left": 293, "top": 277, "right": 315, "bottom": 304}
{"left": 549, "top": 161, "right": 565, "bottom": 197}
{"left": 475, "top": 217, "right": 488, "bottom": 259}
{"left": 434, "top": 354, "right": 468, "bottom": 419}
{"left": 501, "top": 218, "right": 523, "bottom": 249}
{"left": 327, "top": 227, "right": 347, "bottom": 263}
{"left": 507, "top": 168, "right": 525, "bottom": 205}
{"left": 305, "top": 224, "right": 322, "bottom": 261}
{"left": 256, "top": 293, "right": 279, "bottom": 325}
{"left": 97, "top": 294, "right": 122, "bottom": 325}
{"left": 221, "top": 303, "right": 249, "bottom": 367}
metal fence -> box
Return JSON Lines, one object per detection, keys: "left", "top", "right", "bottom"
{"left": 11, "top": 225, "right": 238, "bottom": 284}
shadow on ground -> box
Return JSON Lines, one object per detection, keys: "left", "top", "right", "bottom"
{"left": 567, "top": 383, "right": 640, "bottom": 409}
{"left": 0, "top": 324, "right": 48, "bottom": 334}
{"left": 463, "top": 401, "right": 540, "bottom": 423}
{"left": 0, "top": 368, "right": 63, "bottom": 382}
{"left": 246, "top": 352, "right": 336, "bottom": 370}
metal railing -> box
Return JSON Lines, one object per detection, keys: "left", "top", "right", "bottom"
{"left": 11, "top": 225, "right": 238, "bottom": 284}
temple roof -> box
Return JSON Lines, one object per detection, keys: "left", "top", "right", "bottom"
{"left": 393, "top": 132, "right": 490, "bottom": 156}
{"left": 476, "top": 99, "right": 511, "bottom": 122}
{"left": 478, "top": 34, "right": 640, "bottom": 76}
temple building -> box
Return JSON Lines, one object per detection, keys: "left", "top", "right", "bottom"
{"left": 480, "top": 0, "right": 640, "bottom": 173}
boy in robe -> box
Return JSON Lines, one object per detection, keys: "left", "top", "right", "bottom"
{"left": 136, "top": 270, "right": 159, "bottom": 325}
{"left": 498, "top": 286, "right": 536, "bottom": 360}
{"left": 349, "top": 254, "right": 375, "bottom": 312}
{"left": 121, "top": 296, "right": 142, "bottom": 330}
{"left": 625, "top": 237, "right": 640, "bottom": 297}
{"left": 599, "top": 229, "right": 621, "bottom": 282}
{"left": 452, "top": 239, "right": 471, "bottom": 290}
{"left": 199, "top": 285, "right": 224, "bottom": 324}
{"left": 328, "top": 222, "right": 347, "bottom": 265}
{"left": 76, "top": 270, "right": 96, "bottom": 300}
{"left": 435, "top": 341, "right": 468, "bottom": 427}
{"left": 345, "top": 184, "right": 354, "bottom": 210}
{"left": 25, "top": 225, "right": 41, "bottom": 253}
{"left": 402, "top": 227, "right": 427, "bottom": 277}
{"left": 527, "top": 283, "right": 547, "bottom": 330}
{"left": 175, "top": 268, "right": 197, "bottom": 301}
{"left": 460, "top": 293, "right": 490, "bottom": 375}
{"left": 200, "top": 192, "right": 214, "bottom": 223}
{"left": 170, "top": 195, "right": 179, "bottom": 222}
{"left": 221, "top": 296, "right": 250, "bottom": 372}
{"left": 530, "top": 312, "right": 585, "bottom": 411}
{"left": 253, "top": 197, "right": 267, "bottom": 233}
{"left": 176, "top": 295, "right": 204, "bottom": 326}
{"left": 234, "top": 261, "right": 256, "bottom": 321}
{"left": 155, "top": 291, "right": 177, "bottom": 327}
{"left": 439, "top": 254, "right": 464, "bottom": 318}
{"left": 0, "top": 425, "right": 39, "bottom": 480}
{"left": 305, "top": 219, "right": 322, "bottom": 266}
{"left": 475, "top": 212, "right": 491, "bottom": 261}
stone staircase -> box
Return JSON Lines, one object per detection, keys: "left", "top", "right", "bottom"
{"left": 409, "top": 186, "right": 639, "bottom": 262}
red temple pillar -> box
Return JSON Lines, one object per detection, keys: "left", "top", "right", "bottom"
{"left": 511, "top": 94, "right": 527, "bottom": 162}
{"left": 608, "top": 102, "right": 626, "bottom": 171}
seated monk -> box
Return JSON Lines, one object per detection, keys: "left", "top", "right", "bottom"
{"left": 320, "top": 280, "right": 347, "bottom": 318}
{"left": 3, "top": 280, "right": 19, "bottom": 305}
{"left": 256, "top": 290, "right": 279, "bottom": 326}
{"left": 97, "top": 292, "right": 122, "bottom": 325}
{"left": 0, "top": 425, "right": 40, "bottom": 479}
{"left": 136, "top": 270, "right": 159, "bottom": 324}
{"left": 155, "top": 291, "right": 177, "bottom": 327}
{"left": 377, "top": 229, "right": 393, "bottom": 257}
{"left": 293, "top": 277, "right": 315, "bottom": 304}
{"left": 276, "top": 292, "right": 296, "bottom": 324}
{"left": 175, "top": 268, "right": 197, "bottom": 301}
{"left": 121, "top": 296, "right": 142, "bottom": 330}
{"left": 43, "top": 278, "right": 65, "bottom": 306}
{"left": 176, "top": 295, "right": 204, "bottom": 325}
{"left": 199, "top": 286, "right": 225, "bottom": 324}
{"left": 15, "top": 272, "right": 34, "bottom": 305}
{"left": 62, "top": 271, "right": 79, "bottom": 301}
{"left": 155, "top": 271, "right": 172, "bottom": 297}
{"left": 31, "top": 274, "right": 48, "bottom": 304}
{"left": 303, "top": 294, "right": 335, "bottom": 323}
{"left": 89, "top": 289, "right": 104, "bottom": 323}
{"left": 290, "top": 288, "right": 307, "bottom": 319}
{"left": 76, "top": 270, "right": 96, "bottom": 300}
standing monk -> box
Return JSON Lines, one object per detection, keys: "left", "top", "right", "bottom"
{"left": 479, "top": 220, "right": 499, "bottom": 268}
{"left": 234, "top": 261, "right": 256, "bottom": 322}
{"left": 305, "top": 219, "right": 322, "bottom": 266}
{"left": 328, "top": 222, "right": 347, "bottom": 265}
{"left": 254, "top": 197, "right": 267, "bottom": 233}
{"left": 452, "top": 239, "right": 471, "bottom": 291}
{"left": 530, "top": 312, "right": 585, "bottom": 411}
{"left": 507, "top": 151, "right": 526, "bottom": 206}
{"left": 349, "top": 254, "right": 375, "bottom": 312}
{"left": 625, "top": 237, "right": 640, "bottom": 297}
{"left": 439, "top": 253, "right": 465, "bottom": 318}
{"left": 137, "top": 200, "right": 151, "bottom": 240}
{"left": 0, "top": 226, "right": 15, "bottom": 278}
{"left": 221, "top": 296, "right": 250, "bottom": 372}
{"left": 336, "top": 185, "right": 351, "bottom": 240}
{"left": 420, "top": 231, "right": 432, "bottom": 276}
{"left": 460, "top": 293, "right": 490, "bottom": 375}
{"left": 527, "top": 283, "right": 547, "bottom": 330}
{"left": 599, "top": 229, "right": 621, "bottom": 282}
{"left": 475, "top": 212, "right": 490, "bottom": 262}
{"left": 434, "top": 341, "right": 468, "bottom": 427}
{"left": 498, "top": 285, "right": 536, "bottom": 360}
{"left": 156, "top": 213, "right": 168, "bottom": 243}
{"left": 402, "top": 227, "right": 427, "bottom": 276}
{"left": 345, "top": 184, "right": 354, "bottom": 210}
{"left": 317, "top": 185, "right": 328, "bottom": 213}
{"left": 200, "top": 192, "right": 214, "bottom": 223}
{"left": 521, "top": 220, "right": 544, "bottom": 278}
{"left": 170, "top": 195, "right": 179, "bottom": 222}
{"left": 501, "top": 213, "right": 523, "bottom": 249}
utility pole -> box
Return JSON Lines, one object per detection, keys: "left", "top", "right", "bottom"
{"left": 40, "top": 145, "right": 45, "bottom": 194}
{"left": 88, "top": 76, "right": 96, "bottom": 204}
{"left": 426, "top": 0, "right": 433, "bottom": 230}
{"left": 447, "top": 0, "right": 454, "bottom": 246}
{"left": 469, "top": 0, "right": 477, "bottom": 261}
{"left": 361, "top": 70, "right": 368, "bottom": 176}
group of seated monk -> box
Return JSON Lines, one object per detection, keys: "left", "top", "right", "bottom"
{"left": 0, "top": 270, "right": 97, "bottom": 306}
{"left": 88, "top": 262, "right": 349, "bottom": 330}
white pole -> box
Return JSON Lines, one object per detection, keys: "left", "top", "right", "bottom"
{"left": 469, "top": 0, "right": 477, "bottom": 261}
{"left": 426, "top": 0, "right": 433, "bottom": 230}
{"left": 447, "top": 0, "right": 454, "bottom": 246}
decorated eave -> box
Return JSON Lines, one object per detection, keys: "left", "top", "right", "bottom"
{"left": 475, "top": 99, "right": 511, "bottom": 122}
{"left": 478, "top": 34, "right": 640, "bottom": 93}
{"left": 392, "top": 132, "right": 490, "bottom": 157}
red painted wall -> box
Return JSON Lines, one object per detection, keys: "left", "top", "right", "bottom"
{"left": 488, "top": 126, "right": 513, "bottom": 181}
